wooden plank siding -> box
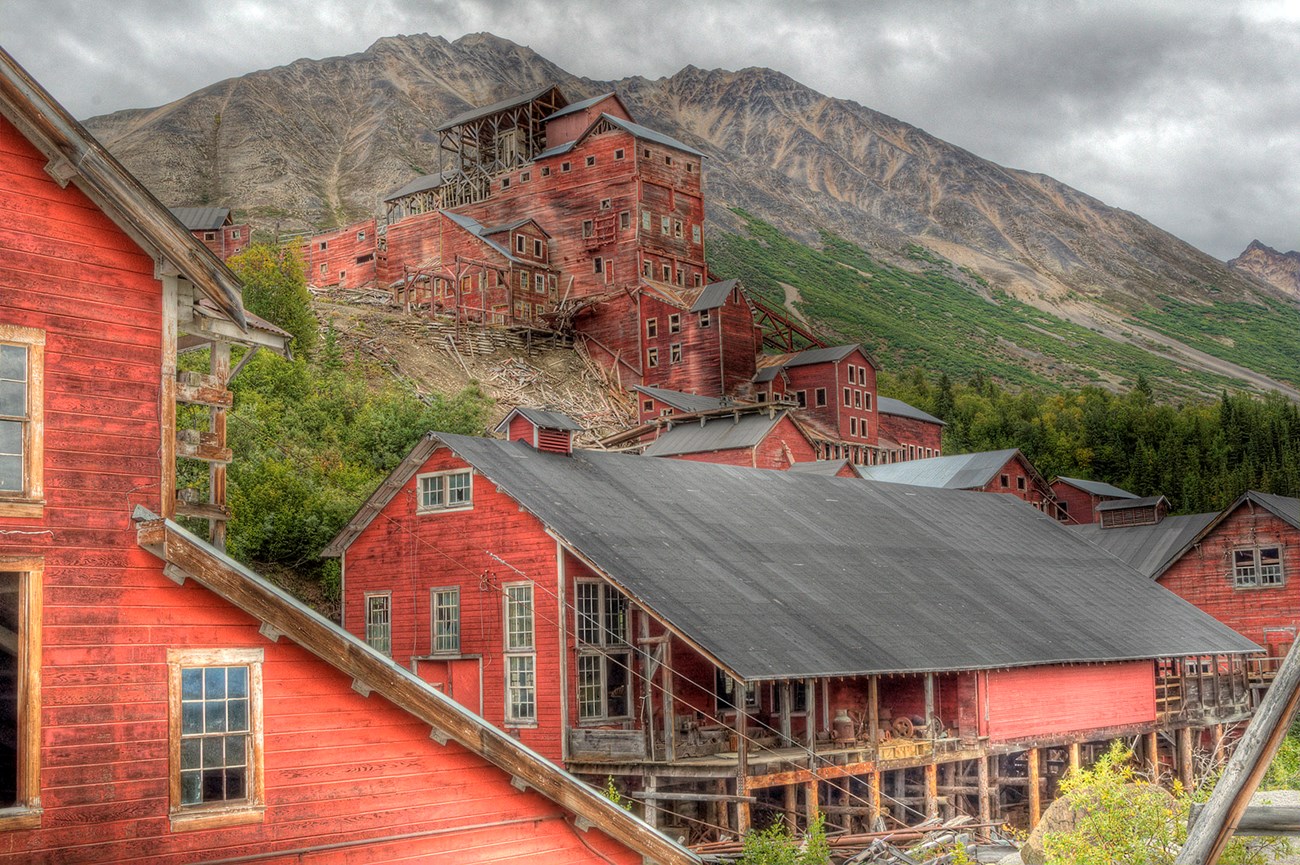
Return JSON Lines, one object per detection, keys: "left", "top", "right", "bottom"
{"left": 661, "top": 414, "right": 818, "bottom": 470}
{"left": 301, "top": 218, "right": 377, "bottom": 289}
{"left": 1158, "top": 508, "right": 1300, "bottom": 650}
{"left": 981, "top": 661, "right": 1157, "bottom": 742}
{"left": 877, "top": 411, "right": 944, "bottom": 461}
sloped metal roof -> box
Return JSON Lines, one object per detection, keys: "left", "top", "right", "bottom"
{"left": 544, "top": 91, "right": 621, "bottom": 121}
{"left": 597, "top": 114, "right": 707, "bottom": 158}
{"left": 436, "top": 84, "right": 563, "bottom": 132}
{"left": 383, "top": 171, "right": 453, "bottom": 202}
{"left": 496, "top": 407, "right": 584, "bottom": 433}
{"left": 632, "top": 385, "right": 730, "bottom": 413}
{"left": 786, "top": 459, "right": 857, "bottom": 477}
{"left": 1070, "top": 513, "right": 1217, "bottom": 579}
{"left": 859, "top": 448, "right": 1022, "bottom": 490}
{"left": 877, "top": 397, "right": 945, "bottom": 426}
{"left": 688, "top": 279, "right": 738, "bottom": 312}
{"left": 1055, "top": 476, "right": 1137, "bottom": 500}
{"left": 1098, "top": 495, "right": 1167, "bottom": 512}
{"left": 431, "top": 435, "right": 1259, "bottom": 680}
{"left": 642, "top": 411, "right": 785, "bottom": 457}
{"left": 441, "top": 211, "right": 519, "bottom": 262}
{"left": 170, "top": 206, "right": 232, "bottom": 230}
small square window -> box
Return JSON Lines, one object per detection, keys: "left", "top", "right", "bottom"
{"left": 501, "top": 178, "right": 510, "bottom": 189}
{"left": 204, "top": 232, "right": 216, "bottom": 242}
{"left": 664, "top": 155, "right": 673, "bottom": 165}
{"left": 521, "top": 171, "right": 531, "bottom": 182}
{"left": 600, "top": 199, "right": 611, "bottom": 210}
{"left": 643, "top": 399, "right": 654, "bottom": 412}
{"left": 586, "top": 155, "right": 596, "bottom": 167}
{"left": 1000, "top": 474, "right": 1010, "bottom": 488}
{"left": 541, "top": 166, "right": 551, "bottom": 176}
{"left": 561, "top": 161, "right": 571, "bottom": 172}
{"left": 357, "top": 230, "right": 366, "bottom": 242}
{"left": 319, "top": 241, "right": 327, "bottom": 251}
{"left": 614, "top": 149, "right": 625, "bottom": 160}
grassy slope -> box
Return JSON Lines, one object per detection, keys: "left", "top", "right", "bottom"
{"left": 708, "top": 213, "right": 1298, "bottom": 399}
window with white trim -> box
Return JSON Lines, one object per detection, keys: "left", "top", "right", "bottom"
{"left": 504, "top": 584, "right": 536, "bottom": 722}
{"left": 670, "top": 343, "right": 682, "bottom": 364}
{"left": 364, "top": 593, "right": 391, "bottom": 655}
{"left": 668, "top": 314, "right": 681, "bottom": 334}
{"left": 575, "top": 582, "right": 631, "bottom": 722}
{"left": 417, "top": 469, "right": 473, "bottom": 513}
{"left": 698, "top": 309, "right": 711, "bottom": 328}
{"left": 0, "top": 561, "right": 41, "bottom": 827}
{"left": 1235, "top": 547, "right": 1284, "bottom": 588}
{"left": 0, "top": 326, "right": 44, "bottom": 513}
{"left": 432, "top": 587, "right": 460, "bottom": 654}
{"left": 167, "top": 647, "right": 264, "bottom": 830}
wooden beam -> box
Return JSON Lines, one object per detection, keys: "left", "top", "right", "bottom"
{"left": 1146, "top": 730, "right": 1160, "bottom": 778}
{"left": 1177, "top": 639, "right": 1300, "bottom": 865}
{"left": 1178, "top": 726, "right": 1195, "bottom": 791}
{"left": 1068, "top": 742, "right": 1082, "bottom": 774}
{"left": 868, "top": 675, "right": 880, "bottom": 749}
{"left": 1028, "top": 748, "right": 1042, "bottom": 827}
{"left": 1189, "top": 804, "right": 1300, "bottom": 837}
{"left": 633, "top": 791, "right": 756, "bottom": 803}
{"left": 977, "top": 757, "right": 991, "bottom": 828}
{"left": 924, "top": 763, "right": 938, "bottom": 819}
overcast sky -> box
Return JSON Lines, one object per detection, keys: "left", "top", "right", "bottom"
{"left": 3, "top": 0, "right": 1297, "bottom": 260}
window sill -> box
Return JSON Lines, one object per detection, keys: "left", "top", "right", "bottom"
{"left": 170, "top": 804, "right": 266, "bottom": 833}
{"left": 0, "top": 806, "right": 41, "bottom": 831}
{"left": 415, "top": 505, "right": 473, "bottom": 516}
{"left": 0, "top": 500, "right": 44, "bottom": 518}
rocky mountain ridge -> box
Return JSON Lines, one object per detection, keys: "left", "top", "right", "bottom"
{"left": 1229, "top": 240, "right": 1300, "bottom": 299}
{"left": 83, "top": 32, "right": 1300, "bottom": 396}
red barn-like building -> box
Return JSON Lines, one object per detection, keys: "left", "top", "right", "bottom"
{"left": 859, "top": 448, "right": 1064, "bottom": 519}
{"left": 0, "top": 46, "right": 694, "bottom": 865}
{"left": 326, "top": 430, "right": 1257, "bottom": 839}
{"left": 1050, "top": 476, "right": 1139, "bottom": 525}
{"left": 171, "top": 206, "right": 251, "bottom": 261}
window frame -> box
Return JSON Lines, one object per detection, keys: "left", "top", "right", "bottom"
{"left": 431, "top": 586, "right": 461, "bottom": 654}
{"left": 0, "top": 326, "right": 45, "bottom": 516}
{"left": 503, "top": 583, "right": 536, "bottom": 724}
{"left": 0, "top": 559, "right": 41, "bottom": 830}
{"left": 364, "top": 592, "right": 392, "bottom": 656}
{"left": 166, "top": 647, "right": 265, "bottom": 831}
{"left": 669, "top": 343, "right": 682, "bottom": 365}
{"left": 1235, "top": 546, "right": 1285, "bottom": 589}
{"left": 646, "top": 318, "right": 658, "bottom": 339}
{"left": 574, "top": 581, "right": 632, "bottom": 723}
{"left": 815, "top": 388, "right": 827, "bottom": 408}
{"left": 416, "top": 468, "right": 474, "bottom": 514}
{"left": 647, "top": 347, "right": 659, "bottom": 368}
{"left": 668, "top": 314, "right": 681, "bottom": 334}
{"left": 698, "top": 309, "right": 711, "bottom": 328}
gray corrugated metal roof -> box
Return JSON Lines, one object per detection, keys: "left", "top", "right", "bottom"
{"left": 435, "top": 435, "right": 1257, "bottom": 679}
{"left": 544, "top": 91, "right": 619, "bottom": 121}
{"left": 778, "top": 344, "right": 860, "bottom": 368}
{"left": 599, "top": 114, "right": 707, "bottom": 159}
{"left": 786, "top": 459, "right": 855, "bottom": 476}
{"left": 632, "top": 385, "right": 730, "bottom": 413}
{"left": 1055, "top": 476, "right": 1138, "bottom": 499}
{"left": 1247, "top": 491, "right": 1300, "bottom": 531}
{"left": 1071, "top": 513, "right": 1217, "bottom": 579}
{"left": 170, "top": 206, "right": 232, "bottom": 230}
{"left": 442, "top": 211, "right": 519, "bottom": 262}
{"left": 689, "top": 279, "right": 738, "bottom": 312}
{"left": 496, "top": 407, "right": 584, "bottom": 432}
{"left": 383, "top": 171, "right": 453, "bottom": 202}
{"left": 642, "top": 411, "right": 784, "bottom": 457}
{"left": 877, "top": 397, "right": 945, "bottom": 426}
{"left": 534, "top": 140, "right": 577, "bottom": 161}
{"left": 436, "top": 84, "right": 561, "bottom": 132}
{"left": 1097, "top": 495, "right": 1167, "bottom": 512}
{"left": 859, "top": 448, "right": 1022, "bottom": 490}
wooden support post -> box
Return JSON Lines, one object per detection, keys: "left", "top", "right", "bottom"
{"left": 868, "top": 675, "right": 880, "bottom": 750}
{"left": 208, "top": 341, "right": 230, "bottom": 549}
{"left": 940, "top": 761, "right": 955, "bottom": 820}
{"left": 160, "top": 275, "right": 178, "bottom": 520}
{"left": 805, "top": 779, "right": 819, "bottom": 826}
{"left": 891, "top": 770, "right": 905, "bottom": 823}
{"left": 924, "top": 763, "right": 938, "bottom": 819}
{"left": 1178, "top": 726, "right": 1195, "bottom": 792}
{"left": 662, "top": 639, "right": 676, "bottom": 762}
{"left": 1069, "top": 741, "right": 1082, "bottom": 774}
{"left": 925, "top": 673, "right": 936, "bottom": 735}
{"left": 780, "top": 681, "right": 793, "bottom": 747}
{"left": 716, "top": 779, "right": 730, "bottom": 834}
{"left": 977, "top": 755, "right": 991, "bottom": 829}
{"left": 1147, "top": 730, "right": 1160, "bottom": 778}
{"left": 736, "top": 685, "right": 751, "bottom": 835}
{"left": 1213, "top": 723, "right": 1225, "bottom": 770}
{"left": 870, "top": 770, "right": 882, "bottom": 830}
{"left": 806, "top": 677, "right": 817, "bottom": 751}
{"left": 641, "top": 614, "right": 655, "bottom": 761}
{"left": 644, "top": 775, "right": 657, "bottom": 829}
{"left": 783, "top": 782, "right": 797, "bottom": 832}
{"left": 1028, "top": 748, "right": 1042, "bottom": 827}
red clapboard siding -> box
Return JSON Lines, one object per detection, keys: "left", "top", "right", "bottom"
{"left": 342, "top": 446, "right": 567, "bottom": 762}
{"left": 878, "top": 411, "right": 944, "bottom": 459}
{"left": 1158, "top": 508, "right": 1300, "bottom": 648}
{"left": 301, "top": 218, "right": 377, "bottom": 289}
{"left": 982, "top": 661, "right": 1155, "bottom": 742}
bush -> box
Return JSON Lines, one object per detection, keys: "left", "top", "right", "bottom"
{"left": 738, "top": 813, "right": 830, "bottom": 865}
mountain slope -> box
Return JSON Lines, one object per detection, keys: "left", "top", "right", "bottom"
{"left": 1229, "top": 240, "right": 1300, "bottom": 299}
{"left": 84, "top": 32, "right": 1300, "bottom": 397}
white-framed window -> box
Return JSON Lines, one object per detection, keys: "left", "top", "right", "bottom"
{"left": 673, "top": 219, "right": 683, "bottom": 239}
{"left": 647, "top": 347, "right": 659, "bottom": 368}
{"left": 204, "top": 231, "right": 216, "bottom": 241}
{"left": 620, "top": 211, "right": 631, "bottom": 230}
{"left": 646, "top": 318, "right": 658, "bottom": 339}
{"left": 864, "top": 392, "right": 873, "bottom": 411}
{"left": 516, "top": 234, "right": 526, "bottom": 253}
{"left": 534, "top": 238, "right": 544, "bottom": 258}
{"left": 417, "top": 469, "right": 473, "bottom": 513}
{"left": 668, "top": 314, "right": 681, "bottom": 334}
{"left": 357, "top": 230, "right": 366, "bottom": 242}
{"left": 504, "top": 584, "right": 535, "bottom": 723}
{"left": 167, "top": 647, "right": 265, "bottom": 830}
{"left": 575, "top": 582, "right": 631, "bottom": 721}
{"left": 1235, "top": 547, "right": 1284, "bottom": 588}
{"left": 0, "top": 326, "right": 44, "bottom": 514}
{"left": 586, "top": 155, "right": 596, "bottom": 167}
{"left": 854, "top": 390, "right": 862, "bottom": 409}
{"left": 642, "top": 211, "right": 651, "bottom": 231}
{"left": 815, "top": 388, "right": 827, "bottom": 407}
{"left": 582, "top": 219, "right": 594, "bottom": 238}
{"left": 519, "top": 271, "right": 528, "bottom": 291}
{"left": 662, "top": 264, "right": 671, "bottom": 281}
{"left": 842, "top": 387, "right": 851, "bottom": 406}
{"left": 364, "top": 593, "right": 391, "bottom": 655}
{"left": 615, "top": 148, "right": 625, "bottom": 160}
{"left": 600, "top": 198, "right": 611, "bottom": 210}
{"left": 661, "top": 216, "right": 670, "bottom": 235}
{"left": 431, "top": 587, "right": 460, "bottom": 654}
{"left": 698, "top": 309, "right": 711, "bottom": 328}
{"left": 692, "top": 224, "right": 701, "bottom": 244}
{"left": 670, "top": 343, "right": 682, "bottom": 364}
{"left": 535, "top": 273, "right": 545, "bottom": 294}
{"left": 319, "top": 241, "right": 328, "bottom": 251}
{"left": 231, "top": 229, "right": 241, "bottom": 240}
{"left": 0, "top": 559, "right": 41, "bottom": 829}
{"left": 850, "top": 416, "right": 858, "bottom": 436}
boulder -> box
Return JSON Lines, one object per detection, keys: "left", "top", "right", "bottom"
{"left": 1021, "top": 784, "right": 1176, "bottom": 865}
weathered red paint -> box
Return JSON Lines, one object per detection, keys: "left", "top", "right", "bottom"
{"left": 301, "top": 218, "right": 378, "bottom": 289}
{"left": 877, "top": 410, "right": 943, "bottom": 462}
{"left": 981, "top": 661, "right": 1156, "bottom": 742}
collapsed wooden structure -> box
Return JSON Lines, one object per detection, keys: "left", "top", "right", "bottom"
{"left": 325, "top": 429, "right": 1261, "bottom": 844}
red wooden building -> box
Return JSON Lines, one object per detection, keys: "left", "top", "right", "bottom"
{"left": 301, "top": 217, "right": 378, "bottom": 290}
{"left": 876, "top": 397, "right": 945, "bottom": 463}
{"left": 325, "top": 428, "right": 1257, "bottom": 841}
{"left": 0, "top": 46, "right": 693, "bottom": 865}
{"left": 1050, "top": 476, "right": 1139, "bottom": 525}
{"left": 859, "top": 447, "right": 1064, "bottom": 519}
{"left": 171, "top": 206, "right": 251, "bottom": 261}
{"left": 641, "top": 408, "right": 818, "bottom": 469}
